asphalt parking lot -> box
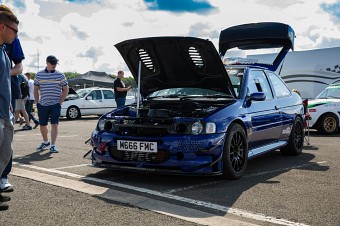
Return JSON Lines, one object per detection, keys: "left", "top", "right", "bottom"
{"left": 1, "top": 117, "right": 340, "bottom": 226}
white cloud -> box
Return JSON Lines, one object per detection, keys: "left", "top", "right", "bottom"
{"left": 3, "top": 0, "right": 339, "bottom": 77}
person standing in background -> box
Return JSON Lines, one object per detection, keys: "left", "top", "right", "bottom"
{"left": 35, "top": 55, "right": 69, "bottom": 153}
{"left": 14, "top": 73, "right": 32, "bottom": 130}
{"left": 113, "top": 70, "right": 131, "bottom": 108}
{"left": 0, "top": 9, "right": 19, "bottom": 211}
{"left": 24, "top": 72, "right": 39, "bottom": 128}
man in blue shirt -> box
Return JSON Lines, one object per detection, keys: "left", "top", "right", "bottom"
{"left": 0, "top": 5, "right": 25, "bottom": 196}
{"left": 0, "top": 10, "right": 19, "bottom": 211}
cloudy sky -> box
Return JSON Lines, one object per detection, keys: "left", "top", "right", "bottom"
{"left": 3, "top": 0, "right": 340, "bottom": 76}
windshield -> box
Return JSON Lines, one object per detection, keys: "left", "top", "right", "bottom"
{"left": 147, "top": 88, "right": 228, "bottom": 99}
{"left": 226, "top": 68, "right": 245, "bottom": 98}
{"left": 76, "top": 89, "right": 92, "bottom": 98}
{"left": 316, "top": 86, "right": 340, "bottom": 99}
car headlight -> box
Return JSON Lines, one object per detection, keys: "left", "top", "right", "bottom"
{"left": 97, "top": 119, "right": 107, "bottom": 131}
{"left": 98, "top": 119, "right": 119, "bottom": 131}
{"left": 191, "top": 122, "right": 203, "bottom": 135}
{"left": 205, "top": 123, "right": 216, "bottom": 134}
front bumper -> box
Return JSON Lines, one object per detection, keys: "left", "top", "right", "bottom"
{"left": 90, "top": 131, "right": 226, "bottom": 175}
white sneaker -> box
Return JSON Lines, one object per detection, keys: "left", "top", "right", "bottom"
{"left": 0, "top": 178, "right": 13, "bottom": 192}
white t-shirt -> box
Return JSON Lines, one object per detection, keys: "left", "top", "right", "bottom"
{"left": 28, "top": 78, "right": 35, "bottom": 101}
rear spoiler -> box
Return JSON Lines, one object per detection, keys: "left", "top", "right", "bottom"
{"left": 219, "top": 22, "right": 295, "bottom": 71}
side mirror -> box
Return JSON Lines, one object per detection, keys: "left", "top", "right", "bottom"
{"left": 249, "top": 92, "right": 266, "bottom": 101}
{"left": 245, "top": 92, "right": 266, "bottom": 108}
{"left": 86, "top": 96, "right": 93, "bottom": 100}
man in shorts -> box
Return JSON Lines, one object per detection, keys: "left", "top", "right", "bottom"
{"left": 34, "top": 55, "right": 69, "bottom": 153}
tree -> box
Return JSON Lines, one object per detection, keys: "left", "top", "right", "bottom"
{"left": 64, "top": 72, "right": 80, "bottom": 79}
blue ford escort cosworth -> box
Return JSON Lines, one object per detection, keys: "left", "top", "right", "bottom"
{"left": 88, "top": 22, "right": 304, "bottom": 179}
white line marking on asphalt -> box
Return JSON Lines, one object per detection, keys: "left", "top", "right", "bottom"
{"left": 164, "top": 181, "right": 221, "bottom": 194}
{"left": 12, "top": 167, "right": 256, "bottom": 226}
{"left": 14, "top": 163, "right": 309, "bottom": 226}
{"left": 58, "top": 135, "right": 78, "bottom": 138}
{"left": 52, "top": 164, "right": 91, "bottom": 170}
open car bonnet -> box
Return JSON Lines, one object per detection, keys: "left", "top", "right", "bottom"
{"left": 219, "top": 22, "right": 295, "bottom": 71}
{"left": 115, "top": 37, "right": 234, "bottom": 98}
{"left": 68, "top": 87, "right": 77, "bottom": 95}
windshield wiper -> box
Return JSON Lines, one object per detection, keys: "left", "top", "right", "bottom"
{"left": 179, "top": 94, "right": 234, "bottom": 100}
{"left": 146, "top": 94, "right": 187, "bottom": 100}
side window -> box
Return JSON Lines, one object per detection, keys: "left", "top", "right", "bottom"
{"left": 247, "top": 70, "right": 273, "bottom": 100}
{"left": 267, "top": 72, "right": 291, "bottom": 98}
{"left": 103, "top": 90, "right": 115, "bottom": 99}
{"left": 88, "top": 90, "right": 102, "bottom": 100}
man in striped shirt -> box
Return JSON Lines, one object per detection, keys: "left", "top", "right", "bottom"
{"left": 34, "top": 55, "right": 69, "bottom": 153}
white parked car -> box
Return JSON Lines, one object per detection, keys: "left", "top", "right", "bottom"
{"left": 308, "top": 83, "right": 340, "bottom": 134}
{"left": 125, "top": 95, "right": 136, "bottom": 105}
{"left": 61, "top": 87, "right": 117, "bottom": 119}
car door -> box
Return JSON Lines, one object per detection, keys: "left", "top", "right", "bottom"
{"left": 102, "top": 89, "right": 117, "bottom": 111}
{"left": 266, "top": 71, "right": 296, "bottom": 140}
{"left": 246, "top": 70, "right": 282, "bottom": 150}
{"left": 83, "top": 90, "right": 105, "bottom": 115}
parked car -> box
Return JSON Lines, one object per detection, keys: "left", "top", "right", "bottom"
{"left": 125, "top": 95, "right": 136, "bottom": 105}
{"left": 61, "top": 87, "right": 117, "bottom": 119}
{"left": 88, "top": 22, "right": 305, "bottom": 179}
{"left": 307, "top": 83, "right": 340, "bottom": 134}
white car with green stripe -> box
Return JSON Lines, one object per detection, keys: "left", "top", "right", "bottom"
{"left": 308, "top": 83, "right": 340, "bottom": 134}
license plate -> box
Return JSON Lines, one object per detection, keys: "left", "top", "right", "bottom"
{"left": 117, "top": 140, "right": 157, "bottom": 153}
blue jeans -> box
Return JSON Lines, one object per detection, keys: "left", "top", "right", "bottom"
{"left": 25, "top": 100, "right": 39, "bottom": 125}
{"left": 115, "top": 98, "right": 126, "bottom": 108}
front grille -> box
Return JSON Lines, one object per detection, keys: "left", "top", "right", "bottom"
{"left": 115, "top": 126, "right": 169, "bottom": 136}
{"left": 176, "top": 140, "right": 208, "bottom": 151}
{"left": 108, "top": 146, "right": 170, "bottom": 163}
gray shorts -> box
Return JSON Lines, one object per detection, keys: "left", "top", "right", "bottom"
{"left": 15, "top": 99, "right": 26, "bottom": 111}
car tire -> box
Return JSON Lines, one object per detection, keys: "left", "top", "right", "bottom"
{"left": 66, "top": 106, "right": 81, "bottom": 119}
{"left": 280, "top": 116, "right": 304, "bottom": 155}
{"left": 221, "top": 123, "right": 248, "bottom": 180}
{"left": 316, "top": 113, "right": 339, "bottom": 135}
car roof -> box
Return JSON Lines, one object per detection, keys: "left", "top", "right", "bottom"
{"left": 327, "top": 83, "right": 340, "bottom": 88}
{"left": 77, "top": 87, "right": 112, "bottom": 90}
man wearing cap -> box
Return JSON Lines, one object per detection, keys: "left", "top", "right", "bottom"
{"left": 34, "top": 55, "right": 69, "bottom": 153}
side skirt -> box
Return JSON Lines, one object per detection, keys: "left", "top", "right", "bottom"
{"left": 248, "top": 141, "right": 287, "bottom": 159}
